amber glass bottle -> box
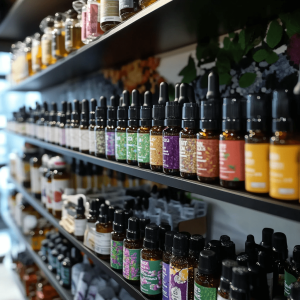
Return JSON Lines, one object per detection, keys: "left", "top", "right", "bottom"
{"left": 119, "top": 0, "right": 141, "bottom": 21}
{"left": 71, "top": 99, "right": 80, "bottom": 151}
{"left": 217, "top": 260, "right": 238, "bottom": 299}
{"left": 65, "top": 102, "right": 72, "bottom": 149}
{"left": 74, "top": 197, "right": 87, "bottom": 241}
{"left": 30, "top": 156, "right": 42, "bottom": 200}
{"left": 49, "top": 102, "right": 58, "bottom": 145}
{"left": 88, "top": 98, "right": 97, "bottom": 156}
{"left": 139, "top": 0, "right": 157, "bottom": 9}
{"left": 100, "top": 0, "right": 121, "bottom": 32}
{"left": 65, "top": 9, "right": 82, "bottom": 52}
{"left": 41, "top": 16, "right": 55, "bottom": 69}
{"left": 52, "top": 13, "right": 68, "bottom": 61}
{"left": 24, "top": 36, "right": 33, "bottom": 77}
{"left": 79, "top": 99, "right": 90, "bottom": 154}
{"left": 141, "top": 224, "right": 162, "bottom": 299}
{"left": 95, "top": 97, "right": 107, "bottom": 158}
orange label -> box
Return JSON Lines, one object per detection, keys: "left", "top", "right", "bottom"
{"left": 245, "top": 143, "right": 269, "bottom": 193}
{"left": 270, "top": 145, "right": 300, "bottom": 200}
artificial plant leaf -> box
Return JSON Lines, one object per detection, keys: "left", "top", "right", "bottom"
{"left": 223, "top": 37, "right": 230, "bottom": 50}
{"left": 266, "top": 20, "right": 283, "bottom": 48}
{"left": 229, "top": 32, "right": 235, "bottom": 38}
{"left": 253, "top": 49, "right": 269, "bottom": 62}
{"left": 216, "top": 51, "right": 231, "bottom": 73}
{"left": 179, "top": 56, "right": 197, "bottom": 83}
{"left": 219, "top": 73, "right": 232, "bottom": 85}
{"left": 239, "top": 30, "right": 246, "bottom": 50}
{"left": 239, "top": 73, "right": 257, "bottom": 88}
{"left": 265, "top": 51, "right": 279, "bottom": 64}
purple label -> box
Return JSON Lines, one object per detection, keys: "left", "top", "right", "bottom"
{"left": 106, "top": 131, "right": 115, "bottom": 156}
{"left": 163, "top": 135, "right": 179, "bottom": 169}
{"left": 170, "top": 265, "right": 188, "bottom": 300}
{"left": 163, "top": 262, "right": 170, "bottom": 300}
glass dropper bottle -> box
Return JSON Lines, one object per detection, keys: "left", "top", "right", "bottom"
{"left": 95, "top": 96, "right": 107, "bottom": 158}
{"left": 88, "top": 98, "right": 97, "bottom": 156}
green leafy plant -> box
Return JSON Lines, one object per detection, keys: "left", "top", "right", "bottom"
{"left": 239, "top": 73, "right": 257, "bottom": 88}
{"left": 178, "top": 56, "right": 197, "bottom": 83}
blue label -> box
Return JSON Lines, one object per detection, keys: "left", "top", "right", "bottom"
{"left": 62, "top": 266, "right": 70, "bottom": 285}
{"left": 163, "top": 262, "right": 170, "bottom": 299}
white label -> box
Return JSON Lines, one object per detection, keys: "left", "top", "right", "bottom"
{"left": 217, "top": 295, "right": 227, "bottom": 300}
{"left": 65, "top": 127, "right": 70, "bottom": 148}
{"left": 30, "top": 167, "right": 41, "bottom": 193}
{"left": 89, "top": 130, "right": 95, "bottom": 153}
{"left": 46, "top": 181, "right": 52, "bottom": 209}
{"left": 38, "top": 125, "right": 44, "bottom": 140}
{"left": 74, "top": 219, "right": 87, "bottom": 236}
{"left": 33, "top": 124, "right": 37, "bottom": 137}
{"left": 59, "top": 128, "right": 66, "bottom": 146}
{"left": 84, "top": 223, "right": 96, "bottom": 250}
{"left": 44, "top": 125, "right": 49, "bottom": 142}
{"left": 100, "top": 0, "right": 121, "bottom": 23}
{"left": 80, "top": 130, "right": 89, "bottom": 151}
{"left": 52, "top": 179, "right": 69, "bottom": 211}
{"left": 55, "top": 126, "right": 60, "bottom": 144}
{"left": 94, "top": 231, "right": 111, "bottom": 254}
{"left": 41, "top": 177, "right": 47, "bottom": 205}
{"left": 49, "top": 127, "right": 55, "bottom": 143}
{"left": 71, "top": 128, "right": 80, "bottom": 149}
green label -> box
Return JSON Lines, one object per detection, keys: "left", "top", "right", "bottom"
{"left": 194, "top": 281, "right": 217, "bottom": 300}
{"left": 123, "top": 247, "right": 140, "bottom": 280}
{"left": 140, "top": 259, "right": 162, "bottom": 295}
{"left": 127, "top": 132, "right": 137, "bottom": 161}
{"left": 137, "top": 133, "right": 150, "bottom": 163}
{"left": 284, "top": 270, "right": 297, "bottom": 297}
{"left": 115, "top": 132, "right": 127, "bottom": 160}
{"left": 111, "top": 240, "right": 123, "bottom": 269}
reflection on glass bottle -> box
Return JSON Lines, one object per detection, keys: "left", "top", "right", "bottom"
{"left": 65, "top": 9, "right": 83, "bottom": 53}
{"left": 52, "top": 13, "right": 68, "bottom": 61}
{"left": 119, "top": 0, "right": 141, "bottom": 21}
{"left": 41, "top": 16, "right": 55, "bottom": 69}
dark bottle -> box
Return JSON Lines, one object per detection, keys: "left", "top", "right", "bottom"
{"left": 188, "top": 234, "right": 205, "bottom": 300}
{"left": 194, "top": 250, "right": 220, "bottom": 298}
{"left": 61, "top": 251, "right": 72, "bottom": 288}
{"left": 140, "top": 217, "right": 151, "bottom": 241}
{"left": 257, "top": 250, "right": 273, "bottom": 299}
{"left": 163, "top": 101, "right": 181, "bottom": 175}
{"left": 150, "top": 82, "right": 168, "bottom": 172}
{"left": 126, "top": 90, "right": 140, "bottom": 165}
{"left": 237, "top": 234, "right": 257, "bottom": 266}
{"left": 85, "top": 199, "right": 99, "bottom": 251}
{"left": 79, "top": 99, "right": 90, "bottom": 154}
{"left": 111, "top": 209, "right": 126, "bottom": 272}
{"left": 217, "top": 260, "right": 238, "bottom": 300}
{"left": 74, "top": 197, "right": 87, "bottom": 241}
{"left": 37, "top": 102, "right": 48, "bottom": 140}
{"left": 49, "top": 102, "right": 58, "bottom": 144}
{"left": 95, "top": 96, "right": 107, "bottom": 158}
{"left": 88, "top": 98, "right": 97, "bottom": 156}
{"left": 229, "top": 266, "right": 250, "bottom": 300}
{"left": 65, "top": 101, "right": 72, "bottom": 149}
{"left": 158, "top": 223, "right": 171, "bottom": 252}
{"left": 220, "top": 235, "right": 231, "bottom": 243}
{"left": 108, "top": 205, "right": 116, "bottom": 225}
{"left": 248, "top": 263, "right": 270, "bottom": 300}
{"left": 245, "top": 93, "right": 271, "bottom": 194}
{"left": 141, "top": 224, "right": 162, "bottom": 299}
{"left": 180, "top": 101, "right": 198, "bottom": 179}
{"left": 236, "top": 253, "right": 249, "bottom": 267}
{"left": 206, "top": 240, "right": 222, "bottom": 273}
{"left": 162, "top": 231, "right": 176, "bottom": 300}
{"left": 55, "top": 101, "right": 66, "bottom": 145}
{"left": 105, "top": 96, "right": 118, "bottom": 160}
{"left": 119, "top": 0, "right": 141, "bottom": 21}
{"left": 71, "top": 247, "right": 83, "bottom": 265}
{"left": 272, "top": 232, "right": 288, "bottom": 298}
{"left": 59, "top": 113, "right": 66, "bottom": 147}
{"left": 290, "top": 282, "right": 300, "bottom": 300}
{"left": 123, "top": 217, "right": 142, "bottom": 284}
{"left": 198, "top": 71, "right": 221, "bottom": 183}
{"left": 56, "top": 246, "right": 68, "bottom": 281}
{"left": 116, "top": 91, "right": 130, "bottom": 163}
{"left": 137, "top": 91, "right": 152, "bottom": 169}
{"left": 221, "top": 241, "right": 236, "bottom": 261}
{"left": 260, "top": 228, "right": 274, "bottom": 252}
{"left": 71, "top": 99, "right": 80, "bottom": 151}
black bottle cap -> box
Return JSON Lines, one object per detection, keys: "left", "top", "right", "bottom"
{"left": 178, "top": 83, "right": 189, "bottom": 106}
{"left": 107, "top": 96, "right": 118, "bottom": 120}
{"left": 236, "top": 253, "right": 249, "bottom": 267}
{"left": 72, "top": 99, "right": 80, "bottom": 122}
{"left": 140, "top": 91, "right": 152, "bottom": 127}
{"left": 66, "top": 9, "right": 77, "bottom": 18}
{"left": 165, "top": 101, "right": 181, "bottom": 126}
{"left": 140, "top": 218, "right": 151, "bottom": 240}
{"left": 230, "top": 267, "right": 249, "bottom": 299}
{"left": 290, "top": 282, "right": 300, "bottom": 300}
{"left": 71, "top": 247, "right": 82, "bottom": 264}
{"left": 198, "top": 250, "right": 217, "bottom": 275}
{"left": 96, "top": 96, "right": 107, "bottom": 125}
{"left": 189, "top": 234, "right": 205, "bottom": 256}
{"left": 113, "top": 209, "right": 125, "bottom": 232}
{"left": 50, "top": 233, "right": 60, "bottom": 242}
{"left": 152, "top": 83, "right": 168, "bottom": 126}
{"left": 158, "top": 224, "right": 171, "bottom": 251}
{"left": 54, "top": 237, "right": 62, "bottom": 245}
{"left": 80, "top": 99, "right": 89, "bottom": 126}
{"left": 117, "top": 94, "right": 129, "bottom": 122}
{"left": 257, "top": 250, "right": 273, "bottom": 273}
{"left": 128, "top": 90, "right": 140, "bottom": 126}
{"left": 220, "top": 260, "right": 238, "bottom": 292}
{"left": 272, "top": 89, "right": 294, "bottom": 132}
{"left": 48, "top": 241, "right": 55, "bottom": 250}
{"left": 126, "top": 217, "right": 140, "bottom": 239}
{"left": 248, "top": 263, "right": 269, "bottom": 300}
{"left": 207, "top": 71, "right": 220, "bottom": 99}
{"left": 159, "top": 82, "right": 169, "bottom": 104}
{"left": 182, "top": 102, "right": 197, "bottom": 128}
{"left": 66, "top": 102, "right": 72, "bottom": 122}
{"left": 61, "top": 101, "right": 67, "bottom": 115}
{"left": 124, "top": 210, "right": 133, "bottom": 230}
{"left": 187, "top": 85, "right": 196, "bottom": 103}
{"left": 260, "top": 228, "right": 274, "bottom": 251}
{"left": 99, "top": 214, "right": 108, "bottom": 223}
{"left": 272, "top": 232, "right": 288, "bottom": 260}
{"left": 174, "top": 83, "right": 180, "bottom": 102}
{"left": 41, "top": 239, "right": 48, "bottom": 247}
{"left": 144, "top": 223, "right": 160, "bottom": 249}
{"left": 172, "top": 233, "right": 189, "bottom": 256}
{"left": 76, "top": 197, "right": 85, "bottom": 215}
{"left": 222, "top": 241, "right": 236, "bottom": 260}
{"left": 54, "top": 12, "right": 64, "bottom": 22}
{"left": 180, "top": 232, "right": 191, "bottom": 239}
{"left": 59, "top": 113, "right": 66, "bottom": 124}
{"left": 89, "top": 200, "right": 97, "bottom": 217}
{"left": 123, "top": 90, "right": 130, "bottom": 107}
{"left": 222, "top": 96, "right": 245, "bottom": 131}
{"left": 108, "top": 206, "right": 115, "bottom": 222}
{"left": 89, "top": 98, "right": 97, "bottom": 125}
{"left": 99, "top": 203, "right": 108, "bottom": 217}
{"left": 293, "top": 245, "right": 300, "bottom": 267}
{"left": 61, "top": 246, "right": 68, "bottom": 257}
{"left": 245, "top": 235, "right": 256, "bottom": 263}
{"left": 50, "top": 102, "right": 57, "bottom": 122}
{"left": 165, "top": 231, "right": 176, "bottom": 253}
{"left": 220, "top": 235, "right": 231, "bottom": 243}
{"left": 207, "top": 240, "right": 221, "bottom": 263}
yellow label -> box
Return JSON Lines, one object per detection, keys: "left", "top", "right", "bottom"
{"left": 270, "top": 145, "right": 300, "bottom": 200}
{"left": 245, "top": 143, "right": 269, "bottom": 193}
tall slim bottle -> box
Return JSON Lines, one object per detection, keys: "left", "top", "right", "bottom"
{"left": 79, "top": 99, "right": 90, "bottom": 154}
{"left": 86, "top": 0, "right": 103, "bottom": 40}
{"left": 89, "top": 98, "right": 97, "bottom": 156}
{"left": 52, "top": 13, "right": 68, "bottom": 61}
{"left": 71, "top": 99, "right": 80, "bottom": 151}
{"left": 65, "top": 102, "right": 72, "bottom": 149}
{"left": 49, "top": 103, "right": 57, "bottom": 144}
{"left": 31, "top": 33, "right": 42, "bottom": 74}
{"left": 55, "top": 101, "right": 67, "bottom": 145}
{"left": 95, "top": 96, "right": 107, "bottom": 158}
{"left": 41, "top": 16, "right": 55, "bottom": 69}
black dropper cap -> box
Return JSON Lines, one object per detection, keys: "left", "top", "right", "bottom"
{"left": 230, "top": 267, "right": 249, "bottom": 300}
{"left": 128, "top": 90, "right": 140, "bottom": 127}
{"left": 55, "top": 12, "right": 65, "bottom": 22}
{"left": 143, "top": 224, "right": 160, "bottom": 249}
{"left": 61, "top": 101, "right": 67, "bottom": 115}
{"left": 140, "top": 218, "right": 151, "bottom": 240}
{"left": 180, "top": 232, "right": 191, "bottom": 239}
{"left": 236, "top": 253, "right": 249, "bottom": 267}
{"left": 140, "top": 91, "right": 152, "bottom": 127}
{"left": 108, "top": 206, "right": 115, "bottom": 223}
{"left": 117, "top": 92, "right": 129, "bottom": 127}
{"left": 72, "top": 99, "right": 80, "bottom": 123}
{"left": 158, "top": 224, "right": 171, "bottom": 251}
{"left": 113, "top": 210, "right": 125, "bottom": 233}
{"left": 153, "top": 82, "right": 168, "bottom": 126}
{"left": 222, "top": 96, "right": 245, "bottom": 131}
{"left": 126, "top": 217, "right": 140, "bottom": 239}
{"left": 50, "top": 102, "right": 57, "bottom": 122}
{"left": 248, "top": 263, "right": 270, "bottom": 300}
{"left": 182, "top": 102, "right": 197, "bottom": 128}
{"left": 174, "top": 83, "right": 180, "bottom": 102}
{"left": 123, "top": 90, "right": 130, "bottom": 107}
{"left": 292, "top": 245, "right": 300, "bottom": 268}
{"left": 220, "top": 235, "right": 231, "bottom": 243}
{"left": 272, "top": 90, "right": 294, "bottom": 132}
{"left": 66, "top": 102, "right": 72, "bottom": 122}
{"left": 290, "top": 282, "right": 300, "bottom": 300}
{"left": 59, "top": 113, "right": 66, "bottom": 124}
{"left": 172, "top": 233, "right": 189, "bottom": 257}
{"left": 107, "top": 96, "right": 118, "bottom": 126}
{"left": 257, "top": 250, "right": 273, "bottom": 273}
{"left": 260, "top": 228, "right": 274, "bottom": 252}
{"left": 220, "top": 260, "right": 238, "bottom": 292}
{"left": 165, "top": 231, "right": 176, "bottom": 253}
{"left": 245, "top": 235, "right": 257, "bottom": 263}
{"left": 43, "top": 102, "right": 49, "bottom": 121}
{"left": 89, "top": 200, "right": 97, "bottom": 217}
{"left": 178, "top": 83, "right": 189, "bottom": 106}
{"left": 207, "top": 240, "right": 221, "bottom": 265}
{"left": 89, "top": 98, "right": 97, "bottom": 125}
{"left": 164, "top": 101, "right": 181, "bottom": 127}
{"left": 272, "top": 232, "right": 288, "bottom": 260}
{"left": 76, "top": 197, "right": 85, "bottom": 215}
{"left": 124, "top": 210, "right": 133, "bottom": 230}
{"left": 189, "top": 234, "right": 205, "bottom": 257}
{"left": 80, "top": 99, "right": 89, "bottom": 126}
{"left": 71, "top": 247, "right": 82, "bottom": 264}
{"left": 222, "top": 241, "right": 236, "bottom": 260}
{"left": 96, "top": 96, "right": 107, "bottom": 127}
{"left": 198, "top": 250, "right": 218, "bottom": 275}
{"left": 99, "top": 203, "right": 108, "bottom": 217}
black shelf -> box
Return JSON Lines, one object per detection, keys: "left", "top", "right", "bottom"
{"left": 7, "top": 131, "right": 300, "bottom": 222}
{"left": 6, "top": 0, "right": 299, "bottom": 91}
{"left": 9, "top": 176, "right": 151, "bottom": 300}
{"left": 3, "top": 212, "right": 73, "bottom": 300}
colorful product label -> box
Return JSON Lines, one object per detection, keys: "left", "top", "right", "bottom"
{"left": 138, "top": 133, "right": 150, "bottom": 163}
{"left": 95, "top": 130, "right": 105, "bottom": 154}
{"left": 180, "top": 138, "right": 197, "bottom": 173}
{"left": 197, "top": 139, "right": 219, "bottom": 178}
{"left": 284, "top": 270, "right": 297, "bottom": 297}
{"left": 82, "top": 11, "right": 87, "bottom": 41}
{"left": 52, "top": 179, "right": 69, "bottom": 211}
{"left": 150, "top": 135, "right": 163, "bottom": 166}
{"left": 87, "top": 3, "right": 101, "bottom": 36}
{"left": 123, "top": 247, "right": 140, "bottom": 280}
{"left": 141, "top": 259, "right": 162, "bottom": 295}
{"left": 270, "top": 145, "right": 300, "bottom": 200}
{"left": 127, "top": 132, "right": 137, "bottom": 161}
{"left": 170, "top": 265, "right": 188, "bottom": 300}
{"left": 100, "top": 0, "right": 121, "bottom": 23}
{"left": 219, "top": 140, "right": 245, "bottom": 181}
{"left": 163, "top": 135, "right": 180, "bottom": 169}
{"left": 115, "top": 132, "right": 127, "bottom": 160}
{"left": 194, "top": 282, "right": 217, "bottom": 299}
{"left": 163, "top": 262, "right": 170, "bottom": 300}
{"left": 46, "top": 181, "right": 52, "bottom": 210}
{"left": 105, "top": 131, "right": 115, "bottom": 156}
{"left": 245, "top": 143, "right": 269, "bottom": 193}
{"left": 111, "top": 240, "right": 123, "bottom": 269}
